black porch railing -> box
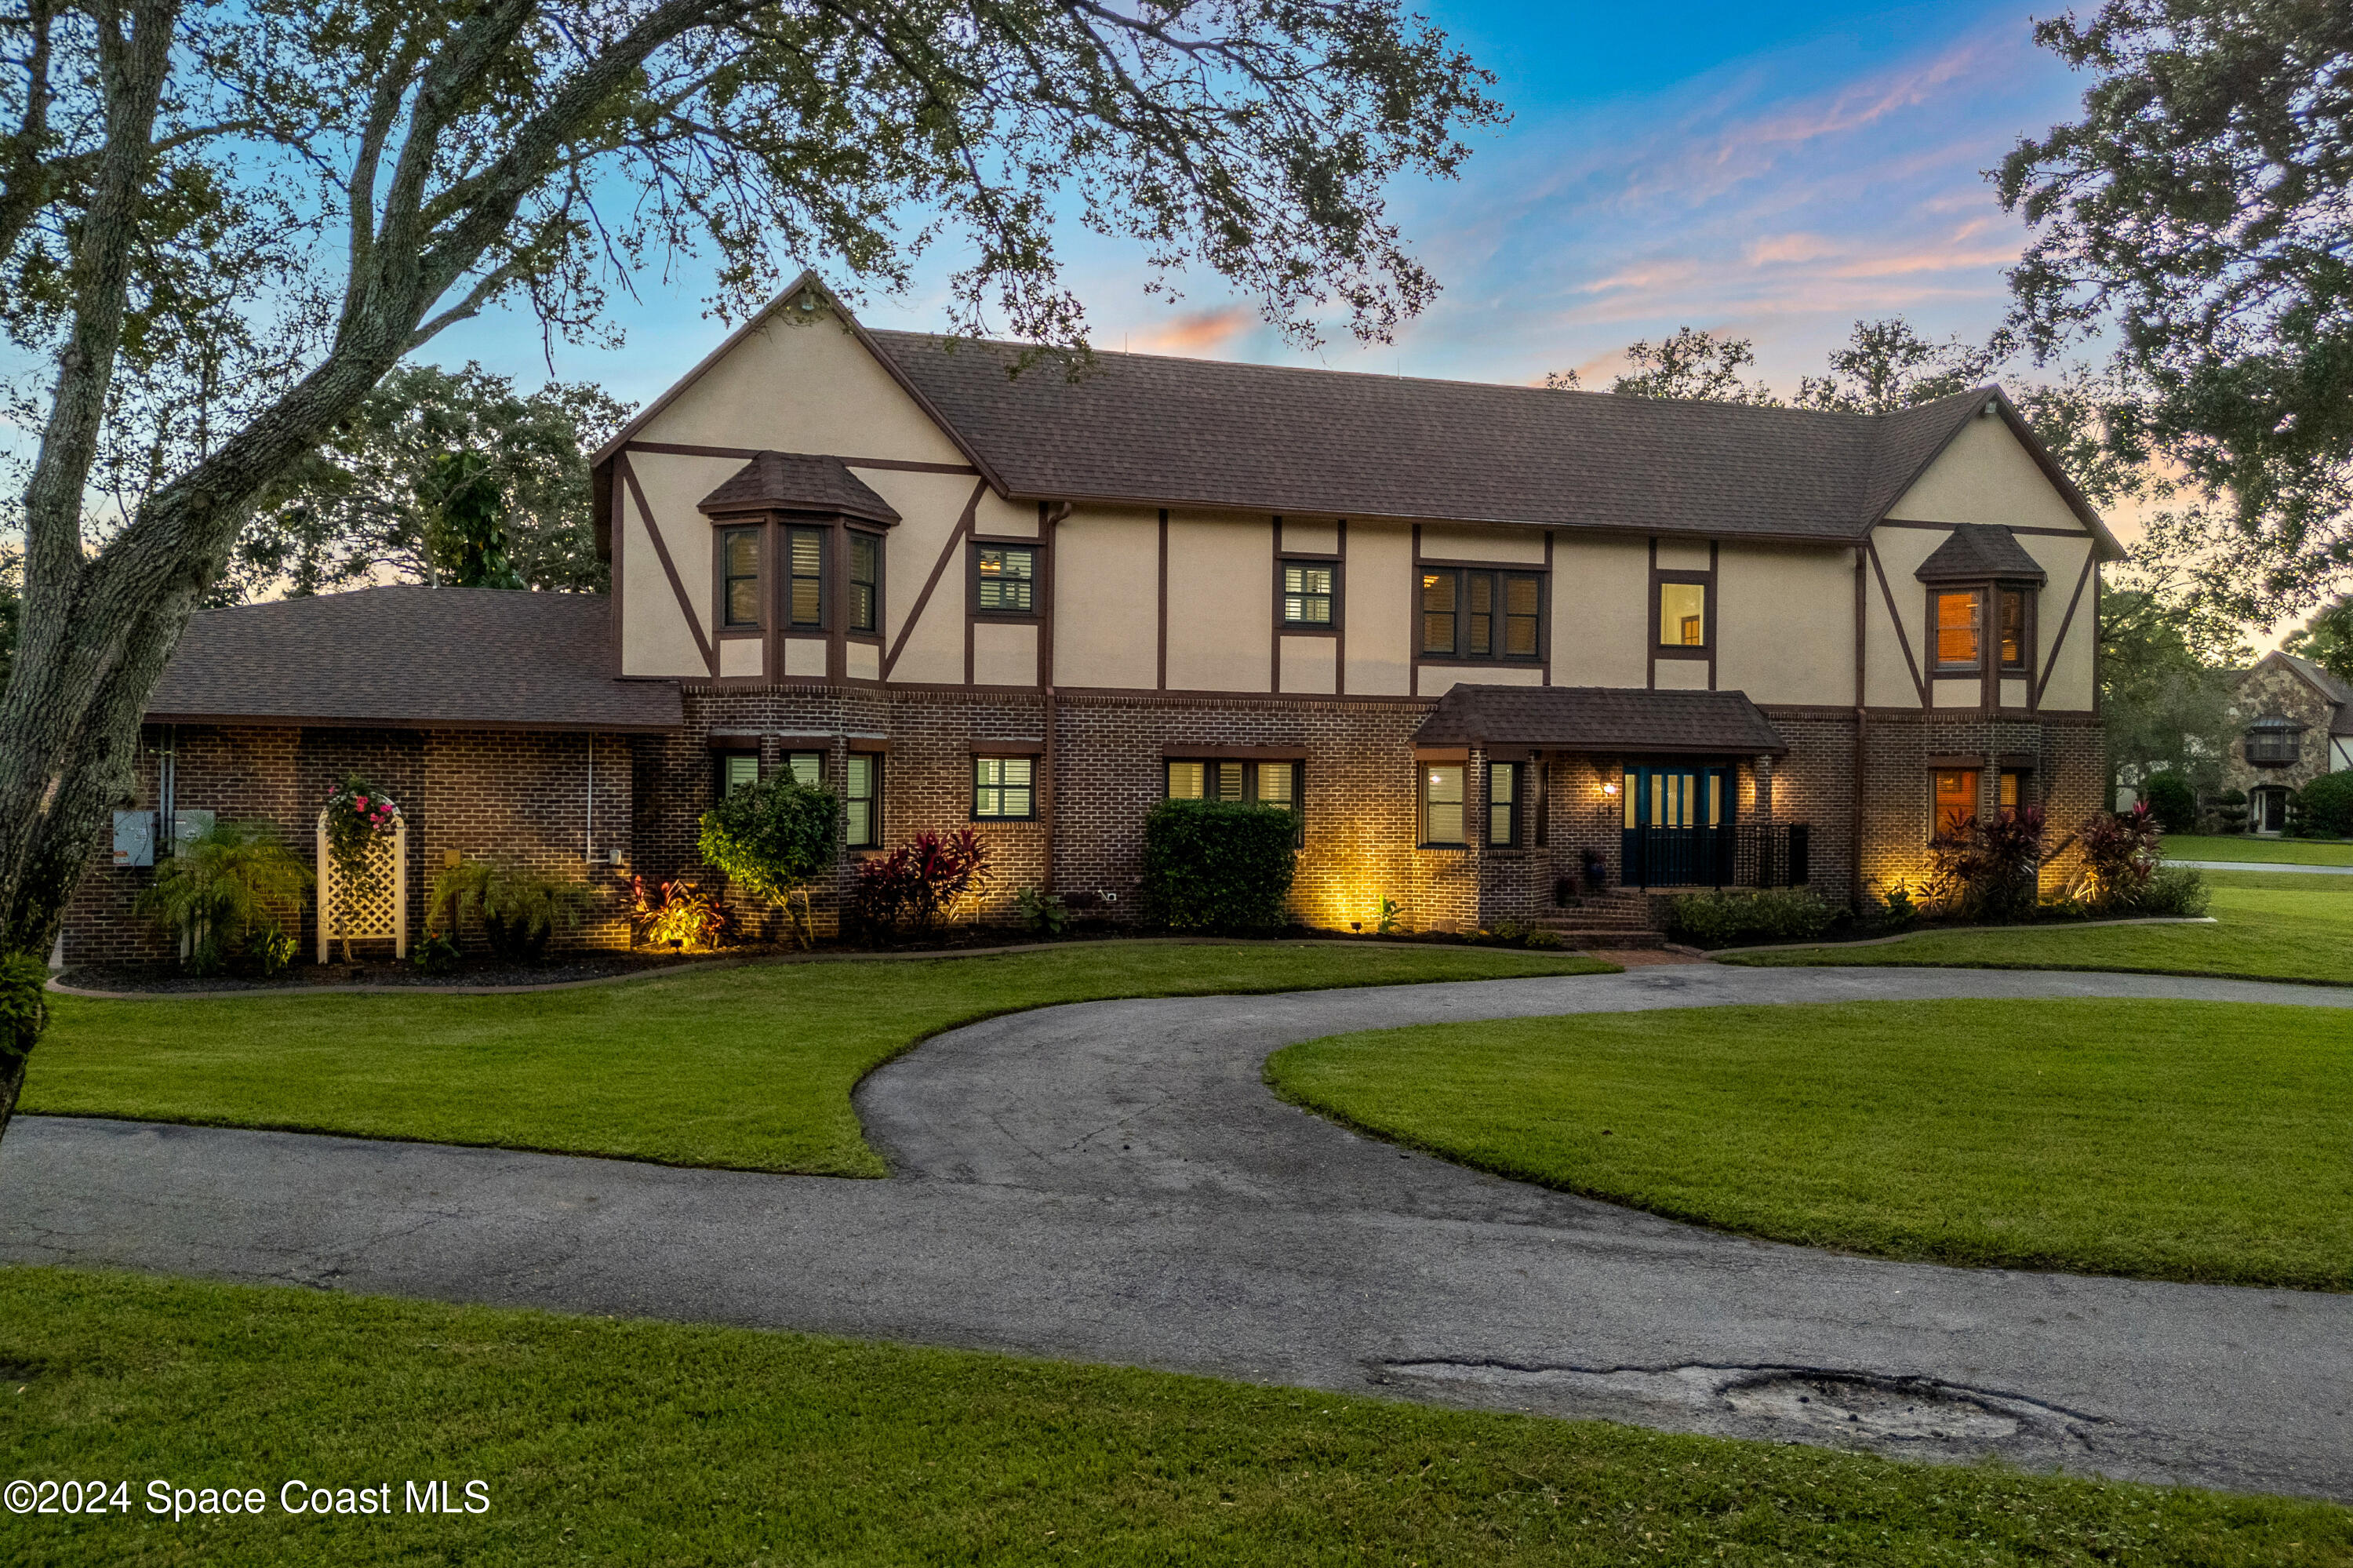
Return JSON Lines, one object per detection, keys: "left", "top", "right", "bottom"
{"left": 1620, "top": 823, "right": 1809, "bottom": 890}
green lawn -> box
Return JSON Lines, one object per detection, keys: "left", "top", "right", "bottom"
{"left": 2, "top": 1268, "right": 2344, "bottom": 1565}
{"left": 24, "top": 942, "right": 1608, "bottom": 1177}
{"left": 1729, "top": 871, "right": 2353, "bottom": 984}
{"left": 1266, "top": 999, "right": 2353, "bottom": 1289}
{"left": 2162, "top": 833, "right": 2353, "bottom": 866}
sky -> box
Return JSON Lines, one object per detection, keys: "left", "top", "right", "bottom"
{"left": 457, "top": 0, "right": 2093, "bottom": 411}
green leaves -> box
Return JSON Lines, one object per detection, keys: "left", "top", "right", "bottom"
{"left": 696, "top": 769, "right": 838, "bottom": 908}
{"left": 1139, "top": 798, "right": 1297, "bottom": 933}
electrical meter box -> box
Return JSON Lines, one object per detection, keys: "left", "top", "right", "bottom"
{"left": 112, "top": 810, "right": 156, "bottom": 868}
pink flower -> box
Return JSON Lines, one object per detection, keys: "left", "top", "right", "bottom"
{"left": 354, "top": 795, "right": 369, "bottom": 809}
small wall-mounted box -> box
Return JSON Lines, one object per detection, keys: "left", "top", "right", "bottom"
{"left": 112, "top": 810, "right": 155, "bottom": 868}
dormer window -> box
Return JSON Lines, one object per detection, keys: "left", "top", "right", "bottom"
{"left": 1933, "top": 590, "right": 1980, "bottom": 671}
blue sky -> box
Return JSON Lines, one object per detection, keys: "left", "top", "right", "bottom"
{"left": 460, "top": 0, "right": 2091, "bottom": 409}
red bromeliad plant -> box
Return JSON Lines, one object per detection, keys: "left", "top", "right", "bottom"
{"left": 1922, "top": 804, "right": 2046, "bottom": 924}
{"left": 2073, "top": 801, "right": 2162, "bottom": 910}
{"left": 851, "top": 828, "right": 995, "bottom": 940}
{"left": 320, "top": 773, "right": 399, "bottom": 962}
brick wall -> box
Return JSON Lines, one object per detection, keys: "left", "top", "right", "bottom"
{"left": 63, "top": 725, "right": 635, "bottom": 965}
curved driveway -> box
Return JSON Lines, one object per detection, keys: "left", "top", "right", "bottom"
{"left": 3, "top": 964, "right": 2348, "bottom": 1500}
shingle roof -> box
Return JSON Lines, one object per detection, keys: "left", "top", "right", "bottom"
{"left": 867, "top": 329, "right": 2031, "bottom": 546}
{"left": 2275, "top": 652, "right": 2353, "bottom": 734}
{"left": 146, "top": 588, "right": 682, "bottom": 731}
{"left": 699, "top": 451, "right": 902, "bottom": 526}
{"left": 1413, "top": 685, "right": 1787, "bottom": 755}
{"left": 1914, "top": 522, "right": 2049, "bottom": 584}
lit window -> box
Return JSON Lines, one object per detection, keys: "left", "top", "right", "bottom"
{"left": 1933, "top": 769, "right": 1977, "bottom": 835}
{"left": 1489, "top": 762, "right": 1518, "bottom": 847}
{"left": 722, "top": 529, "right": 762, "bottom": 628}
{"left": 849, "top": 533, "right": 880, "bottom": 634}
{"left": 1998, "top": 588, "right": 2027, "bottom": 670}
{"left": 1658, "top": 581, "right": 1707, "bottom": 648}
{"left": 1168, "top": 759, "right": 1304, "bottom": 842}
{"left": 1998, "top": 769, "right": 2028, "bottom": 813}
{"left": 1166, "top": 760, "right": 1205, "bottom": 799}
{"left": 976, "top": 545, "right": 1035, "bottom": 614}
{"left": 1282, "top": 562, "right": 1335, "bottom": 626}
{"left": 846, "top": 754, "right": 880, "bottom": 848}
{"left": 1934, "top": 590, "right": 1981, "bottom": 670}
{"left": 974, "top": 756, "right": 1035, "bottom": 819}
{"left": 1420, "top": 572, "right": 1457, "bottom": 654}
{"left": 1422, "top": 764, "right": 1465, "bottom": 846}
{"left": 788, "top": 527, "right": 825, "bottom": 628}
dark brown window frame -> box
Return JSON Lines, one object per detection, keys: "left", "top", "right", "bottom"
{"left": 844, "top": 751, "right": 882, "bottom": 849}
{"left": 972, "top": 541, "right": 1040, "bottom": 619}
{"left": 1420, "top": 759, "right": 1469, "bottom": 847}
{"left": 785, "top": 525, "right": 827, "bottom": 630}
{"left": 846, "top": 527, "right": 883, "bottom": 637}
{"left": 2246, "top": 719, "right": 2304, "bottom": 766}
{"left": 1417, "top": 566, "right": 1544, "bottom": 661}
{"left": 719, "top": 526, "right": 764, "bottom": 629}
{"left": 1487, "top": 760, "right": 1522, "bottom": 848}
{"left": 1276, "top": 557, "right": 1341, "bottom": 633}
{"left": 716, "top": 750, "right": 761, "bottom": 798}
{"left": 1929, "top": 766, "right": 1977, "bottom": 838}
{"left": 1650, "top": 575, "right": 1714, "bottom": 657}
{"left": 1996, "top": 586, "right": 2032, "bottom": 674}
{"left": 1929, "top": 586, "right": 1984, "bottom": 674}
{"left": 972, "top": 755, "right": 1037, "bottom": 820}
{"left": 1926, "top": 581, "right": 2038, "bottom": 681}
{"left": 1166, "top": 756, "right": 1306, "bottom": 843}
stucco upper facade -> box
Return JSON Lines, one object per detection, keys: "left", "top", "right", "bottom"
{"left": 597, "top": 277, "right": 2115, "bottom": 725}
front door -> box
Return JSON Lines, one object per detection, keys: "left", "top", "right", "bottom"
{"left": 2253, "top": 786, "right": 2289, "bottom": 835}
{"left": 1621, "top": 764, "right": 1734, "bottom": 887}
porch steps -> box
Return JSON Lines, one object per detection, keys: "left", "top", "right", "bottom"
{"left": 1526, "top": 892, "right": 1667, "bottom": 951}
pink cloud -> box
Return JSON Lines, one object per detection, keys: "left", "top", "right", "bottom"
{"left": 1132, "top": 306, "right": 1255, "bottom": 355}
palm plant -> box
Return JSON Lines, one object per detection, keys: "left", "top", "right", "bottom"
{"left": 134, "top": 822, "right": 314, "bottom": 973}
{"left": 429, "top": 858, "right": 587, "bottom": 963}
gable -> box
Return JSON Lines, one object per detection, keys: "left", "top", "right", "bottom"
{"left": 624, "top": 305, "right": 971, "bottom": 467}
{"left": 1883, "top": 410, "right": 2089, "bottom": 533}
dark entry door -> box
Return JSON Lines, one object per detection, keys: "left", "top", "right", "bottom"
{"left": 1622, "top": 764, "right": 1734, "bottom": 887}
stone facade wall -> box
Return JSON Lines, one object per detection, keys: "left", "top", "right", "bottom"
{"left": 2220, "top": 660, "right": 2340, "bottom": 806}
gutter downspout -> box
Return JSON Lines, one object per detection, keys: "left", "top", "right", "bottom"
{"left": 1853, "top": 546, "right": 1868, "bottom": 911}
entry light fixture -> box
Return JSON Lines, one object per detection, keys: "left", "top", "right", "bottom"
{"left": 1602, "top": 780, "right": 1619, "bottom": 797}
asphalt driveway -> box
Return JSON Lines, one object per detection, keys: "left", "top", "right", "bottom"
{"left": 3, "top": 964, "right": 2348, "bottom": 1500}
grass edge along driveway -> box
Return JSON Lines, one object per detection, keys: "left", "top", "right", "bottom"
{"left": 1266, "top": 998, "right": 2353, "bottom": 1290}
{"left": 1726, "top": 871, "right": 2353, "bottom": 985}
{"left": 3, "top": 1266, "right": 2348, "bottom": 1566}
{"left": 24, "top": 941, "right": 1610, "bottom": 1178}
{"left": 2162, "top": 832, "right": 2353, "bottom": 867}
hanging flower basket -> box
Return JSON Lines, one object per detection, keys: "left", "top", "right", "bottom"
{"left": 317, "top": 774, "right": 407, "bottom": 963}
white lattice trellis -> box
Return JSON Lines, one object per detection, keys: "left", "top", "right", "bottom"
{"left": 316, "top": 807, "right": 407, "bottom": 962}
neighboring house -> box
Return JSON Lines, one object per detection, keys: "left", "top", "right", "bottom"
{"left": 63, "top": 274, "right": 2119, "bottom": 962}
{"left": 2220, "top": 651, "right": 2353, "bottom": 834}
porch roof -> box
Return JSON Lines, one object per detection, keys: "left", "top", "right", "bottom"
{"left": 1413, "top": 685, "right": 1787, "bottom": 757}
{"left": 146, "top": 587, "right": 683, "bottom": 733}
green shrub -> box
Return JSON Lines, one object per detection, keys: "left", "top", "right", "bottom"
{"left": 2214, "top": 788, "right": 2248, "bottom": 833}
{"left": 1662, "top": 888, "right": 1838, "bottom": 948}
{"left": 133, "top": 820, "right": 313, "bottom": 973}
{"left": 2291, "top": 772, "right": 2353, "bottom": 840}
{"left": 1140, "top": 799, "right": 1297, "bottom": 933}
{"left": 699, "top": 771, "right": 838, "bottom": 948}
{"left": 2135, "top": 866, "right": 2212, "bottom": 919}
{"left": 1522, "top": 928, "right": 1564, "bottom": 950}
{"left": 0, "top": 948, "right": 45, "bottom": 1078}
{"left": 2141, "top": 771, "right": 2197, "bottom": 834}
{"left": 1014, "top": 885, "right": 1070, "bottom": 937}
{"left": 428, "top": 858, "right": 587, "bottom": 963}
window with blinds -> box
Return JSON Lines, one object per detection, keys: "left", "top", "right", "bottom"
{"left": 845, "top": 754, "right": 880, "bottom": 848}
{"left": 973, "top": 756, "right": 1035, "bottom": 819}
{"left": 976, "top": 545, "right": 1035, "bottom": 614}
{"left": 1420, "top": 569, "right": 1541, "bottom": 659}
{"left": 1281, "top": 562, "right": 1336, "bottom": 626}
{"left": 788, "top": 527, "right": 825, "bottom": 628}
{"left": 1422, "top": 763, "right": 1466, "bottom": 845}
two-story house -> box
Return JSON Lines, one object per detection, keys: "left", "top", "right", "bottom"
{"left": 63, "top": 274, "right": 2118, "bottom": 962}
